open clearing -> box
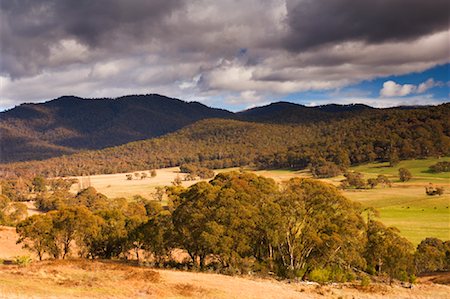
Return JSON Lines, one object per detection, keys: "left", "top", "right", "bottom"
{"left": 69, "top": 167, "right": 202, "bottom": 200}
{"left": 0, "top": 259, "right": 449, "bottom": 299}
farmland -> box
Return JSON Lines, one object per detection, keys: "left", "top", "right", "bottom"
{"left": 66, "top": 158, "right": 449, "bottom": 245}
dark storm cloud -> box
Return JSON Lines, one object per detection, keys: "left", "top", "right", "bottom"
{"left": 284, "top": 0, "right": 449, "bottom": 50}
{"left": 0, "top": 0, "right": 448, "bottom": 109}
{"left": 0, "top": 0, "right": 183, "bottom": 77}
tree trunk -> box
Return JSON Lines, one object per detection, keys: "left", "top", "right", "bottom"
{"left": 199, "top": 254, "right": 206, "bottom": 271}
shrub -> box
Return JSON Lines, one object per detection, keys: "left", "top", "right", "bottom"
{"left": 376, "top": 175, "right": 392, "bottom": 187}
{"left": 429, "top": 161, "right": 450, "bottom": 173}
{"left": 14, "top": 255, "right": 32, "bottom": 267}
{"left": 309, "top": 160, "right": 342, "bottom": 178}
{"left": 398, "top": 168, "right": 412, "bottom": 182}
{"left": 341, "top": 172, "right": 366, "bottom": 189}
{"left": 367, "top": 178, "right": 378, "bottom": 189}
{"left": 309, "top": 268, "right": 331, "bottom": 284}
{"left": 360, "top": 275, "right": 370, "bottom": 287}
{"left": 425, "top": 184, "right": 445, "bottom": 196}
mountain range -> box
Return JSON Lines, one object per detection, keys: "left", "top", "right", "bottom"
{"left": 0, "top": 94, "right": 441, "bottom": 163}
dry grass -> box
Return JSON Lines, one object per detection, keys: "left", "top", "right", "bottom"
{"left": 0, "top": 260, "right": 449, "bottom": 299}
{"left": 0, "top": 226, "right": 32, "bottom": 259}
{"left": 69, "top": 167, "right": 211, "bottom": 200}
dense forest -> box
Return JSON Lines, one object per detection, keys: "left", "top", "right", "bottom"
{"left": 0, "top": 94, "right": 232, "bottom": 162}
{"left": 1, "top": 103, "right": 449, "bottom": 178}
{"left": 5, "top": 172, "right": 449, "bottom": 282}
{"left": 1, "top": 94, "right": 442, "bottom": 164}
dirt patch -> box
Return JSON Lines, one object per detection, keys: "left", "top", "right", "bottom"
{"left": 418, "top": 271, "right": 450, "bottom": 285}
{"left": 173, "top": 283, "right": 209, "bottom": 297}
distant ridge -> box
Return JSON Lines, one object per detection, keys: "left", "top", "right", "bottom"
{"left": 0, "top": 94, "right": 232, "bottom": 162}
{"left": 236, "top": 101, "right": 373, "bottom": 123}
{"left": 0, "top": 94, "right": 439, "bottom": 163}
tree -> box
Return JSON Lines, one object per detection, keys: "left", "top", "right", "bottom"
{"left": 5, "top": 202, "right": 27, "bottom": 224}
{"left": 0, "top": 194, "right": 27, "bottom": 225}
{"left": 126, "top": 174, "right": 133, "bottom": 180}
{"left": 377, "top": 175, "right": 392, "bottom": 188}
{"left": 208, "top": 172, "right": 279, "bottom": 271}
{"left": 141, "top": 172, "right": 148, "bottom": 179}
{"left": 172, "top": 175, "right": 182, "bottom": 186}
{"left": 367, "top": 178, "right": 378, "bottom": 189}
{"left": 398, "top": 168, "right": 412, "bottom": 182}
{"left": 150, "top": 169, "right": 157, "bottom": 177}
{"left": 153, "top": 186, "right": 165, "bottom": 202}
{"left": 172, "top": 182, "right": 218, "bottom": 269}
{"left": 276, "top": 178, "right": 365, "bottom": 278}
{"left": 429, "top": 161, "right": 450, "bottom": 173}
{"left": 389, "top": 148, "right": 399, "bottom": 167}
{"left": 16, "top": 214, "right": 55, "bottom": 260}
{"left": 72, "top": 187, "right": 108, "bottom": 211}
{"left": 414, "top": 238, "right": 449, "bottom": 273}
{"left": 309, "top": 159, "right": 341, "bottom": 178}
{"left": 34, "top": 190, "right": 72, "bottom": 212}
{"left": 51, "top": 206, "right": 102, "bottom": 259}
{"left": 48, "top": 178, "right": 76, "bottom": 191}
{"left": 364, "top": 220, "right": 414, "bottom": 281}
{"left": 172, "top": 172, "right": 280, "bottom": 271}
{"left": 132, "top": 210, "right": 174, "bottom": 265}
{"left": 0, "top": 194, "right": 9, "bottom": 225}
{"left": 341, "top": 172, "right": 366, "bottom": 189}
{"left": 88, "top": 209, "right": 129, "bottom": 259}
{"left": 32, "top": 176, "right": 47, "bottom": 193}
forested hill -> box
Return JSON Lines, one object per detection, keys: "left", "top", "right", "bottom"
{"left": 1, "top": 103, "right": 448, "bottom": 178}
{"left": 1, "top": 93, "right": 440, "bottom": 164}
{"left": 236, "top": 102, "right": 374, "bottom": 123}
{"left": 0, "top": 94, "right": 233, "bottom": 162}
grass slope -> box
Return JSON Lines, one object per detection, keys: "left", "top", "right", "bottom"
{"left": 0, "top": 259, "right": 449, "bottom": 299}
{"left": 343, "top": 158, "right": 450, "bottom": 245}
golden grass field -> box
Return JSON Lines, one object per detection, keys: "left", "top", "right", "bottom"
{"left": 0, "top": 259, "right": 449, "bottom": 299}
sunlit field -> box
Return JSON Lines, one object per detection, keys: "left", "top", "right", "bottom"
{"left": 66, "top": 158, "right": 449, "bottom": 245}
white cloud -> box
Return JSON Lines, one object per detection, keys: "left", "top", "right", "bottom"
{"left": 380, "top": 81, "right": 417, "bottom": 97}
{"left": 380, "top": 78, "right": 443, "bottom": 97}
{"left": 417, "top": 78, "right": 439, "bottom": 93}
{"left": 309, "top": 94, "right": 442, "bottom": 108}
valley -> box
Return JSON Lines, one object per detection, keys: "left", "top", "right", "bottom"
{"left": 54, "top": 157, "right": 450, "bottom": 245}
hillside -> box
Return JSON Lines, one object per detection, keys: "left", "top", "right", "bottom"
{"left": 1, "top": 260, "right": 449, "bottom": 299}
{"left": 1, "top": 103, "right": 448, "bottom": 178}
{"left": 1, "top": 93, "right": 436, "bottom": 164}
{"left": 0, "top": 94, "right": 232, "bottom": 163}
{"left": 236, "top": 101, "right": 373, "bottom": 123}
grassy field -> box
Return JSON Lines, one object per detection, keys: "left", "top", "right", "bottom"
{"left": 69, "top": 167, "right": 210, "bottom": 202}
{"left": 350, "top": 157, "right": 450, "bottom": 183}
{"left": 67, "top": 158, "right": 449, "bottom": 246}
{"left": 0, "top": 259, "right": 448, "bottom": 299}
{"left": 341, "top": 158, "right": 450, "bottom": 245}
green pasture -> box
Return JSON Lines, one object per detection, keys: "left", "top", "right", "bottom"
{"left": 343, "top": 157, "right": 450, "bottom": 245}
{"left": 350, "top": 157, "right": 450, "bottom": 183}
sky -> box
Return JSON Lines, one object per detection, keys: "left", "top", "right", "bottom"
{"left": 0, "top": 0, "right": 449, "bottom": 111}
